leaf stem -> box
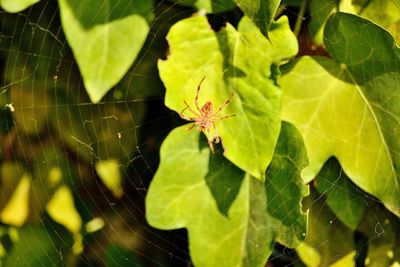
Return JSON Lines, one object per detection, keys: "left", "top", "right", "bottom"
{"left": 294, "top": 0, "right": 308, "bottom": 37}
{"left": 274, "top": 4, "right": 287, "bottom": 19}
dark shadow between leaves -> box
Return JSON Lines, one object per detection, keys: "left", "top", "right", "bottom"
{"left": 199, "top": 134, "right": 245, "bottom": 217}
{"left": 265, "top": 123, "right": 308, "bottom": 232}
{"left": 215, "top": 30, "right": 246, "bottom": 81}
{"left": 65, "top": 0, "right": 151, "bottom": 29}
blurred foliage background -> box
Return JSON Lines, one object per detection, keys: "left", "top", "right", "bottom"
{"left": 0, "top": 0, "right": 399, "bottom": 266}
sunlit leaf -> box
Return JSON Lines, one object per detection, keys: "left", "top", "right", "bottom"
{"left": 146, "top": 122, "right": 308, "bottom": 267}
{"left": 58, "top": 0, "right": 153, "bottom": 102}
{"left": 330, "top": 251, "right": 357, "bottom": 267}
{"left": 281, "top": 13, "right": 400, "bottom": 216}
{"left": 296, "top": 242, "right": 321, "bottom": 267}
{"left": 46, "top": 186, "right": 81, "bottom": 234}
{"left": 310, "top": 0, "right": 400, "bottom": 45}
{"left": 234, "top": 0, "right": 281, "bottom": 36}
{"left": 0, "top": 0, "right": 39, "bottom": 13}
{"left": 1, "top": 175, "right": 30, "bottom": 227}
{"left": 95, "top": 159, "right": 124, "bottom": 198}
{"left": 46, "top": 185, "right": 83, "bottom": 254}
{"left": 159, "top": 15, "right": 298, "bottom": 179}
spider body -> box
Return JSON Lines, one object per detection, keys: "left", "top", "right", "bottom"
{"left": 180, "top": 77, "right": 235, "bottom": 153}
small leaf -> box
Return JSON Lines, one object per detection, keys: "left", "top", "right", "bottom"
{"left": 146, "top": 122, "right": 308, "bottom": 267}
{"left": 280, "top": 13, "right": 400, "bottom": 216}
{"left": 46, "top": 186, "right": 82, "bottom": 235}
{"left": 1, "top": 175, "right": 30, "bottom": 227}
{"left": 295, "top": 242, "right": 321, "bottom": 267}
{"left": 46, "top": 186, "right": 83, "bottom": 254}
{"left": 0, "top": 0, "right": 39, "bottom": 13}
{"left": 330, "top": 251, "right": 357, "bottom": 267}
{"left": 317, "top": 158, "right": 367, "bottom": 230}
{"left": 235, "top": 0, "right": 281, "bottom": 36}
{"left": 58, "top": 0, "right": 153, "bottom": 103}
{"left": 95, "top": 159, "right": 124, "bottom": 198}
{"left": 159, "top": 15, "right": 298, "bottom": 179}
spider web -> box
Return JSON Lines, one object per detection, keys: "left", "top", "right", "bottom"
{"left": 0, "top": 0, "right": 397, "bottom": 266}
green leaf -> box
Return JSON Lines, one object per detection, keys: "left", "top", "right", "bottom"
{"left": 309, "top": 0, "right": 336, "bottom": 45}
{"left": 0, "top": 0, "right": 39, "bottom": 13}
{"left": 95, "top": 160, "right": 124, "bottom": 198}
{"left": 1, "top": 175, "right": 30, "bottom": 227}
{"left": 281, "top": 13, "right": 400, "bottom": 216}
{"left": 158, "top": 15, "right": 298, "bottom": 179}
{"left": 146, "top": 122, "right": 308, "bottom": 267}
{"left": 309, "top": 0, "right": 400, "bottom": 45}
{"left": 0, "top": 163, "right": 31, "bottom": 227}
{"left": 58, "top": 0, "right": 153, "bottom": 103}
{"left": 316, "top": 158, "right": 367, "bottom": 230}
{"left": 170, "top": 0, "right": 236, "bottom": 13}
{"left": 234, "top": 0, "right": 281, "bottom": 36}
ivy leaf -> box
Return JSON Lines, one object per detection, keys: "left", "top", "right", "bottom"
{"left": 58, "top": 0, "right": 153, "bottom": 103}
{"left": 234, "top": 0, "right": 281, "bottom": 36}
{"left": 158, "top": 15, "right": 298, "bottom": 179}
{"left": 280, "top": 13, "right": 400, "bottom": 216}
{"left": 310, "top": 0, "right": 400, "bottom": 45}
{"left": 170, "top": 0, "right": 236, "bottom": 13}
{"left": 146, "top": 122, "right": 308, "bottom": 267}
{"left": 0, "top": 0, "right": 39, "bottom": 13}
{"left": 316, "top": 158, "right": 367, "bottom": 230}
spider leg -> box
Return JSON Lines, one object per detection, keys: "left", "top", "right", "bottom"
{"left": 207, "top": 139, "right": 215, "bottom": 153}
{"left": 179, "top": 108, "right": 196, "bottom": 121}
{"left": 214, "top": 114, "right": 236, "bottom": 121}
{"left": 195, "top": 76, "right": 206, "bottom": 113}
{"left": 184, "top": 101, "right": 200, "bottom": 116}
{"left": 186, "top": 123, "right": 196, "bottom": 131}
{"left": 212, "top": 123, "right": 220, "bottom": 144}
{"left": 180, "top": 102, "right": 199, "bottom": 121}
{"left": 214, "top": 91, "right": 235, "bottom": 115}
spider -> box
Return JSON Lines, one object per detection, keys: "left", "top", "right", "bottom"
{"left": 180, "top": 77, "right": 235, "bottom": 153}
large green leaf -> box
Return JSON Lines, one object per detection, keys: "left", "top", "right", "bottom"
{"left": 317, "top": 158, "right": 367, "bottom": 230}
{"left": 0, "top": 0, "right": 39, "bottom": 13}
{"left": 234, "top": 0, "right": 281, "bottom": 36}
{"left": 280, "top": 13, "right": 400, "bottom": 215}
{"left": 309, "top": 0, "right": 400, "bottom": 45}
{"left": 158, "top": 15, "right": 298, "bottom": 179}
{"left": 58, "top": 0, "right": 153, "bottom": 103}
{"left": 146, "top": 123, "right": 308, "bottom": 267}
